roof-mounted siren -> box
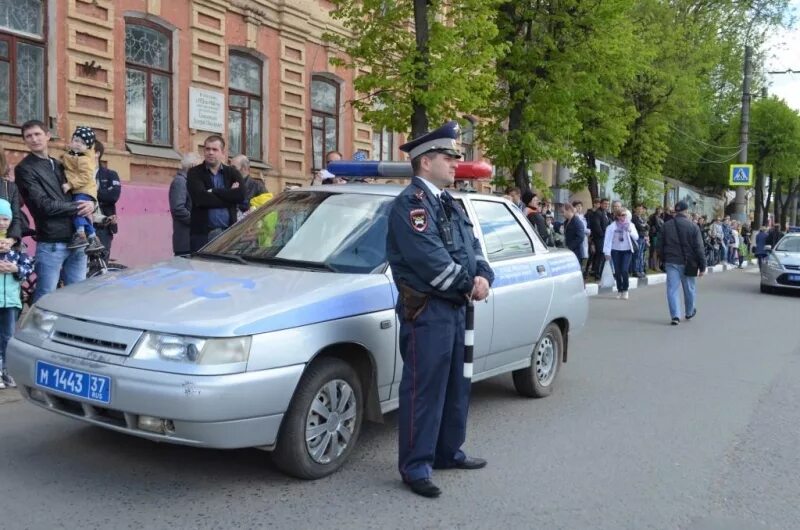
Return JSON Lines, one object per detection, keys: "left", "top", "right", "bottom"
{"left": 326, "top": 161, "right": 493, "bottom": 180}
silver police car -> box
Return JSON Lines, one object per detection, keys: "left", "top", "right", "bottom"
{"left": 8, "top": 185, "right": 588, "bottom": 479}
{"left": 760, "top": 232, "right": 800, "bottom": 294}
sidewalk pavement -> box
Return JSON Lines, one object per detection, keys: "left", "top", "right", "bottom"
{"left": 585, "top": 260, "right": 758, "bottom": 297}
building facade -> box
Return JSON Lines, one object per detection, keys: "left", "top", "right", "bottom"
{"left": 0, "top": 0, "right": 410, "bottom": 187}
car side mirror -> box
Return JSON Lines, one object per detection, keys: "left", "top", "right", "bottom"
{"left": 765, "top": 245, "right": 772, "bottom": 251}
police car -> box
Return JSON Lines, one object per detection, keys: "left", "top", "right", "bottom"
{"left": 760, "top": 232, "right": 800, "bottom": 294}
{"left": 8, "top": 172, "right": 588, "bottom": 480}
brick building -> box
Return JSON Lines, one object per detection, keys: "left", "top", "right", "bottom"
{"left": 3, "top": 0, "right": 466, "bottom": 264}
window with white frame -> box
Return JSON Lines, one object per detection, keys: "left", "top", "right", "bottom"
{"left": 311, "top": 76, "right": 339, "bottom": 170}
{"left": 125, "top": 19, "right": 172, "bottom": 145}
{"left": 228, "top": 52, "right": 262, "bottom": 160}
{"left": 372, "top": 128, "right": 393, "bottom": 161}
{"left": 0, "top": 0, "right": 46, "bottom": 126}
{"left": 461, "top": 118, "right": 475, "bottom": 161}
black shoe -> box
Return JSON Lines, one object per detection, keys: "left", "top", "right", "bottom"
{"left": 671, "top": 317, "right": 680, "bottom": 326}
{"left": 453, "top": 457, "right": 487, "bottom": 470}
{"left": 685, "top": 309, "right": 697, "bottom": 321}
{"left": 86, "top": 237, "right": 105, "bottom": 253}
{"left": 406, "top": 479, "right": 441, "bottom": 498}
{"left": 67, "top": 232, "right": 88, "bottom": 249}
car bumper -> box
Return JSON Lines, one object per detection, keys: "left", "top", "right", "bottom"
{"left": 761, "top": 267, "right": 800, "bottom": 290}
{"left": 7, "top": 338, "right": 304, "bottom": 449}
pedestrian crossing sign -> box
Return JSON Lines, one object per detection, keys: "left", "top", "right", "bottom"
{"left": 728, "top": 164, "right": 753, "bottom": 186}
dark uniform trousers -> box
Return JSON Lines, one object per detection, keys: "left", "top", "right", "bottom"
{"left": 398, "top": 296, "right": 469, "bottom": 482}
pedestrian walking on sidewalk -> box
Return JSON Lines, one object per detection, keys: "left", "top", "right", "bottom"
{"left": 658, "top": 201, "right": 707, "bottom": 325}
{"left": 603, "top": 208, "right": 639, "bottom": 300}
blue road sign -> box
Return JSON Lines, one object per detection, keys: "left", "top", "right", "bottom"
{"left": 729, "top": 164, "right": 753, "bottom": 186}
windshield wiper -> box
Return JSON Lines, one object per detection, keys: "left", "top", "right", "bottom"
{"left": 241, "top": 255, "right": 337, "bottom": 272}
{"left": 193, "top": 251, "right": 249, "bottom": 265}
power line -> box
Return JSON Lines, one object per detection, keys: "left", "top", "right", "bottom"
{"left": 667, "top": 124, "right": 742, "bottom": 152}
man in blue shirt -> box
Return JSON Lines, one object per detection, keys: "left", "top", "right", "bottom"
{"left": 187, "top": 135, "right": 245, "bottom": 252}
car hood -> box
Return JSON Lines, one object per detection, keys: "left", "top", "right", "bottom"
{"left": 775, "top": 251, "right": 800, "bottom": 267}
{"left": 37, "top": 257, "right": 396, "bottom": 337}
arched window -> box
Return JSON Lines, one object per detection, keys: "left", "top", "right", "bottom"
{"left": 228, "top": 52, "right": 262, "bottom": 160}
{"left": 0, "top": 0, "right": 46, "bottom": 125}
{"left": 125, "top": 19, "right": 172, "bottom": 145}
{"left": 310, "top": 76, "right": 339, "bottom": 170}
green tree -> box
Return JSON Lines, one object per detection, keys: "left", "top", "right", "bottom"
{"left": 326, "top": 0, "right": 503, "bottom": 139}
{"left": 480, "top": 0, "right": 637, "bottom": 193}
{"left": 747, "top": 97, "right": 800, "bottom": 227}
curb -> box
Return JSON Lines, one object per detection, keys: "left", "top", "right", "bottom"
{"left": 586, "top": 261, "right": 755, "bottom": 297}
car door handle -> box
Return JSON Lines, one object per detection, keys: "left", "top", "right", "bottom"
{"left": 537, "top": 265, "right": 546, "bottom": 273}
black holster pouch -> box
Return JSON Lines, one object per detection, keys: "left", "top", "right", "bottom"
{"left": 398, "top": 284, "right": 429, "bottom": 322}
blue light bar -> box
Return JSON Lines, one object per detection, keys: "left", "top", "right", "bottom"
{"left": 327, "top": 160, "right": 493, "bottom": 179}
{"left": 327, "top": 161, "right": 412, "bottom": 178}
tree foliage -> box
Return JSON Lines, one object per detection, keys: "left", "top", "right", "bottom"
{"left": 325, "top": 0, "right": 504, "bottom": 138}
{"left": 747, "top": 97, "right": 800, "bottom": 227}
{"left": 326, "top": 0, "right": 793, "bottom": 211}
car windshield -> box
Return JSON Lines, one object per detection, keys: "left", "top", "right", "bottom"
{"left": 775, "top": 236, "right": 800, "bottom": 253}
{"left": 198, "top": 191, "right": 393, "bottom": 273}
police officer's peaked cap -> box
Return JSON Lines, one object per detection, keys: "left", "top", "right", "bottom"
{"left": 72, "top": 125, "right": 96, "bottom": 149}
{"left": 399, "top": 121, "right": 463, "bottom": 160}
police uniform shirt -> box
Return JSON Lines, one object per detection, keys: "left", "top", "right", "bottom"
{"left": 387, "top": 177, "right": 494, "bottom": 304}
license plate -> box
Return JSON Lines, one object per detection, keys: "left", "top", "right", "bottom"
{"left": 35, "top": 360, "right": 111, "bottom": 404}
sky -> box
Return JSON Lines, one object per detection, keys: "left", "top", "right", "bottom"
{"left": 765, "top": 0, "right": 800, "bottom": 110}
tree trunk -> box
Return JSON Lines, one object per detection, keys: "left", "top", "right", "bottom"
{"left": 764, "top": 174, "right": 774, "bottom": 226}
{"left": 791, "top": 177, "right": 799, "bottom": 226}
{"left": 754, "top": 171, "right": 764, "bottom": 229}
{"left": 774, "top": 178, "right": 781, "bottom": 226}
{"left": 585, "top": 152, "right": 598, "bottom": 201}
{"left": 630, "top": 181, "right": 639, "bottom": 208}
{"left": 508, "top": 91, "right": 529, "bottom": 192}
{"left": 410, "top": 0, "right": 430, "bottom": 139}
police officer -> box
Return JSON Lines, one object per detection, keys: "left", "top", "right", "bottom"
{"left": 387, "top": 121, "right": 494, "bottom": 498}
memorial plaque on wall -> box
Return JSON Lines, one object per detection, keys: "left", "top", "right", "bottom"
{"left": 189, "top": 87, "right": 225, "bottom": 133}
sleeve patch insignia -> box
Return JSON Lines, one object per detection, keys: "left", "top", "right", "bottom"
{"left": 409, "top": 208, "right": 428, "bottom": 232}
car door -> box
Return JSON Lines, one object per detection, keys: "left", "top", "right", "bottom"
{"left": 469, "top": 199, "right": 554, "bottom": 374}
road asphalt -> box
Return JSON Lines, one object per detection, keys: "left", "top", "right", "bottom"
{"left": 0, "top": 267, "right": 798, "bottom": 529}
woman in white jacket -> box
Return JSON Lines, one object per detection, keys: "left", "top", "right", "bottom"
{"left": 603, "top": 208, "right": 640, "bottom": 299}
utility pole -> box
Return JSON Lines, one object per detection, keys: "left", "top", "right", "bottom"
{"left": 732, "top": 45, "right": 753, "bottom": 224}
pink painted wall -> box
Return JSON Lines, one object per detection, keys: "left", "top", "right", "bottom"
{"left": 110, "top": 184, "right": 173, "bottom": 267}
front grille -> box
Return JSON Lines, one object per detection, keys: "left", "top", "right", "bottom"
{"left": 52, "top": 331, "right": 128, "bottom": 355}
{"left": 784, "top": 264, "right": 800, "bottom": 271}
{"left": 29, "top": 387, "right": 129, "bottom": 429}
{"left": 776, "top": 273, "right": 800, "bottom": 286}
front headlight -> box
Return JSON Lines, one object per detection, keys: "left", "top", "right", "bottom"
{"left": 767, "top": 255, "right": 784, "bottom": 271}
{"left": 18, "top": 307, "right": 58, "bottom": 339}
{"left": 132, "top": 333, "right": 251, "bottom": 365}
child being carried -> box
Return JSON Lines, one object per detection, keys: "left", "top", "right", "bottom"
{"left": 62, "top": 126, "right": 104, "bottom": 251}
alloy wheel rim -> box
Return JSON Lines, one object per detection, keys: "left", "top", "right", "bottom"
{"left": 305, "top": 379, "right": 357, "bottom": 464}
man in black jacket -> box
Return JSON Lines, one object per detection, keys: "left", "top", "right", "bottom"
{"left": 15, "top": 120, "right": 94, "bottom": 302}
{"left": 589, "top": 198, "right": 611, "bottom": 279}
{"left": 187, "top": 135, "right": 245, "bottom": 252}
{"left": 658, "top": 201, "right": 707, "bottom": 326}
{"left": 93, "top": 141, "right": 122, "bottom": 254}
{"left": 563, "top": 203, "right": 586, "bottom": 267}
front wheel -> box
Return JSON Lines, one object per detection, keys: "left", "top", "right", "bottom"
{"left": 512, "top": 322, "right": 564, "bottom": 398}
{"left": 272, "top": 357, "right": 363, "bottom": 479}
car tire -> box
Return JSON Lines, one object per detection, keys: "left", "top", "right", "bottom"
{"left": 512, "top": 322, "right": 563, "bottom": 398}
{"left": 273, "top": 357, "right": 363, "bottom": 480}
{"left": 760, "top": 283, "right": 774, "bottom": 294}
